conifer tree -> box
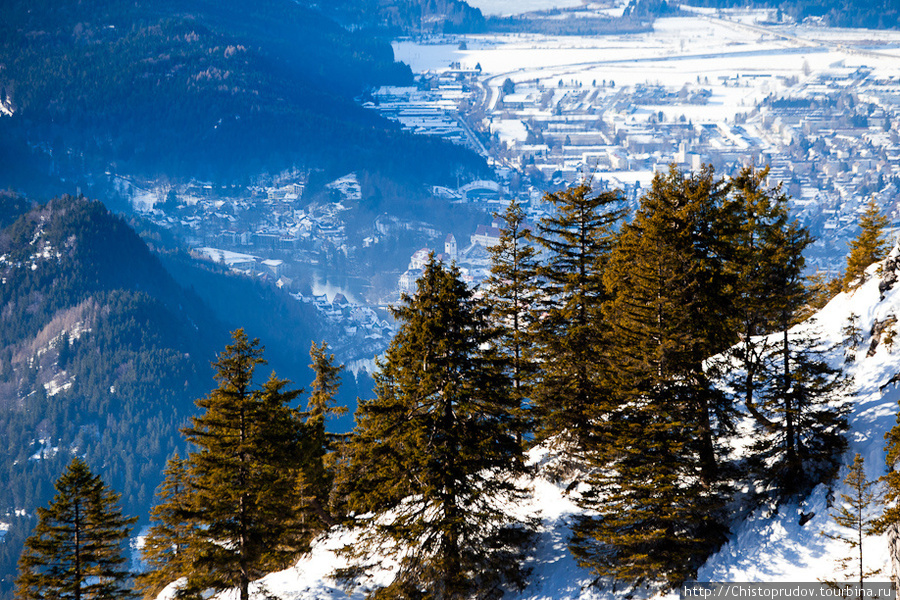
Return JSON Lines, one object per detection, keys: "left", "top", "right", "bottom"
{"left": 724, "top": 167, "right": 801, "bottom": 429}
{"left": 571, "top": 165, "right": 731, "bottom": 589}
{"left": 821, "top": 454, "right": 882, "bottom": 589}
{"left": 136, "top": 455, "right": 200, "bottom": 600}
{"left": 843, "top": 197, "right": 890, "bottom": 290}
{"left": 528, "top": 183, "right": 625, "bottom": 446}
{"left": 751, "top": 325, "right": 850, "bottom": 495}
{"left": 335, "top": 257, "right": 531, "bottom": 600}
{"left": 16, "top": 457, "right": 137, "bottom": 600}
{"left": 300, "top": 340, "right": 346, "bottom": 528}
{"left": 485, "top": 200, "right": 539, "bottom": 404}
{"left": 158, "top": 330, "right": 304, "bottom": 600}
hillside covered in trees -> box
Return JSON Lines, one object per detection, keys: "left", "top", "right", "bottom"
{"left": 14, "top": 165, "right": 897, "bottom": 599}
{"left": 682, "top": 0, "right": 899, "bottom": 29}
{"left": 0, "top": 194, "right": 372, "bottom": 600}
{"left": 0, "top": 0, "right": 489, "bottom": 189}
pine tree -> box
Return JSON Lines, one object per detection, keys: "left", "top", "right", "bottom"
{"left": 821, "top": 454, "right": 882, "bottom": 589}
{"left": 335, "top": 258, "right": 531, "bottom": 600}
{"left": 16, "top": 457, "right": 137, "bottom": 600}
{"left": 723, "top": 167, "right": 802, "bottom": 430}
{"left": 843, "top": 197, "right": 890, "bottom": 290}
{"left": 751, "top": 324, "right": 850, "bottom": 496}
{"left": 300, "top": 340, "right": 345, "bottom": 529}
{"left": 136, "top": 455, "right": 199, "bottom": 600}
{"left": 171, "top": 330, "right": 304, "bottom": 600}
{"left": 528, "top": 183, "right": 625, "bottom": 447}
{"left": 485, "top": 200, "right": 539, "bottom": 406}
{"left": 570, "top": 165, "right": 731, "bottom": 589}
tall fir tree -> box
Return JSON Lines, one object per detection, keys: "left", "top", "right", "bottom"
{"left": 821, "top": 453, "right": 882, "bottom": 589}
{"left": 485, "top": 200, "right": 539, "bottom": 408}
{"left": 335, "top": 257, "right": 532, "bottom": 600}
{"left": 528, "top": 183, "right": 625, "bottom": 447}
{"left": 156, "top": 330, "right": 305, "bottom": 600}
{"left": 570, "top": 165, "right": 732, "bottom": 590}
{"left": 136, "top": 455, "right": 198, "bottom": 600}
{"left": 16, "top": 458, "right": 137, "bottom": 600}
{"left": 843, "top": 197, "right": 890, "bottom": 291}
{"left": 723, "top": 167, "right": 800, "bottom": 430}
{"left": 299, "top": 340, "right": 346, "bottom": 529}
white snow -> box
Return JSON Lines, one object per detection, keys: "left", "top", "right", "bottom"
{"left": 465, "top": 0, "right": 592, "bottom": 17}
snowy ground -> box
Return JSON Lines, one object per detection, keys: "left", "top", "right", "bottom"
{"left": 393, "top": 15, "right": 900, "bottom": 149}
{"left": 157, "top": 241, "right": 900, "bottom": 599}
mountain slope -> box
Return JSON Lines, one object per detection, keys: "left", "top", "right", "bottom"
{"left": 0, "top": 196, "right": 225, "bottom": 598}
{"left": 177, "top": 246, "right": 900, "bottom": 598}
{"left": 0, "top": 0, "right": 488, "bottom": 185}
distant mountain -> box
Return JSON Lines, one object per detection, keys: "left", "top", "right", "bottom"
{"left": 0, "top": 0, "right": 488, "bottom": 187}
{"left": 0, "top": 195, "right": 355, "bottom": 600}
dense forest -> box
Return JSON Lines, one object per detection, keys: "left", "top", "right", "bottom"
{"left": 0, "top": 0, "right": 490, "bottom": 187}
{"left": 0, "top": 195, "right": 366, "bottom": 599}
{"left": 683, "top": 0, "right": 900, "bottom": 29}
{"left": 13, "top": 165, "right": 882, "bottom": 600}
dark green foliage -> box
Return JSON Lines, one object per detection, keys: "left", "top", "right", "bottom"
{"left": 175, "top": 330, "right": 304, "bottom": 600}
{"left": 528, "top": 184, "right": 625, "bottom": 447}
{"left": 335, "top": 258, "right": 532, "bottom": 600}
{"left": 15, "top": 458, "right": 137, "bottom": 600}
{"left": 300, "top": 341, "right": 345, "bottom": 529}
{"left": 843, "top": 197, "right": 890, "bottom": 291}
{"left": 485, "top": 200, "right": 539, "bottom": 411}
{"left": 136, "top": 455, "right": 197, "bottom": 600}
{"left": 571, "top": 166, "right": 732, "bottom": 589}
{"left": 750, "top": 328, "right": 850, "bottom": 497}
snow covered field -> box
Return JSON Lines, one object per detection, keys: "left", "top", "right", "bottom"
{"left": 393, "top": 15, "right": 900, "bottom": 146}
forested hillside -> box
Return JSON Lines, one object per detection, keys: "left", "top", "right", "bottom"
{"left": 106, "top": 165, "right": 876, "bottom": 599}
{"left": 683, "top": 0, "right": 899, "bottom": 28}
{"left": 0, "top": 0, "right": 489, "bottom": 186}
{"left": 0, "top": 195, "right": 347, "bottom": 600}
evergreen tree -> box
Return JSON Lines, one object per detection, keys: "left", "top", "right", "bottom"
{"left": 723, "top": 167, "right": 801, "bottom": 430}
{"left": 167, "top": 330, "right": 304, "bottom": 600}
{"left": 878, "top": 401, "right": 900, "bottom": 536}
{"left": 528, "top": 183, "right": 625, "bottom": 447}
{"left": 571, "top": 165, "right": 731, "bottom": 589}
{"left": 15, "top": 457, "right": 137, "bottom": 600}
{"left": 335, "top": 258, "right": 532, "bottom": 600}
{"left": 136, "top": 455, "right": 199, "bottom": 600}
{"left": 843, "top": 197, "right": 890, "bottom": 290}
{"left": 821, "top": 454, "right": 882, "bottom": 589}
{"left": 300, "top": 340, "right": 345, "bottom": 529}
{"left": 485, "top": 200, "right": 539, "bottom": 406}
{"left": 751, "top": 324, "right": 850, "bottom": 496}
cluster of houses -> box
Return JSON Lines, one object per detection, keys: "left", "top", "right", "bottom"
{"left": 367, "top": 52, "right": 900, "bottom": 273}
{"left": 398, "top": 221, "right": 506, "bottom": 293}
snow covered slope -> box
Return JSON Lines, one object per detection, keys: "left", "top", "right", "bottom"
{"left": 163, "top": 246, "right": 900, "bottom": 600}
